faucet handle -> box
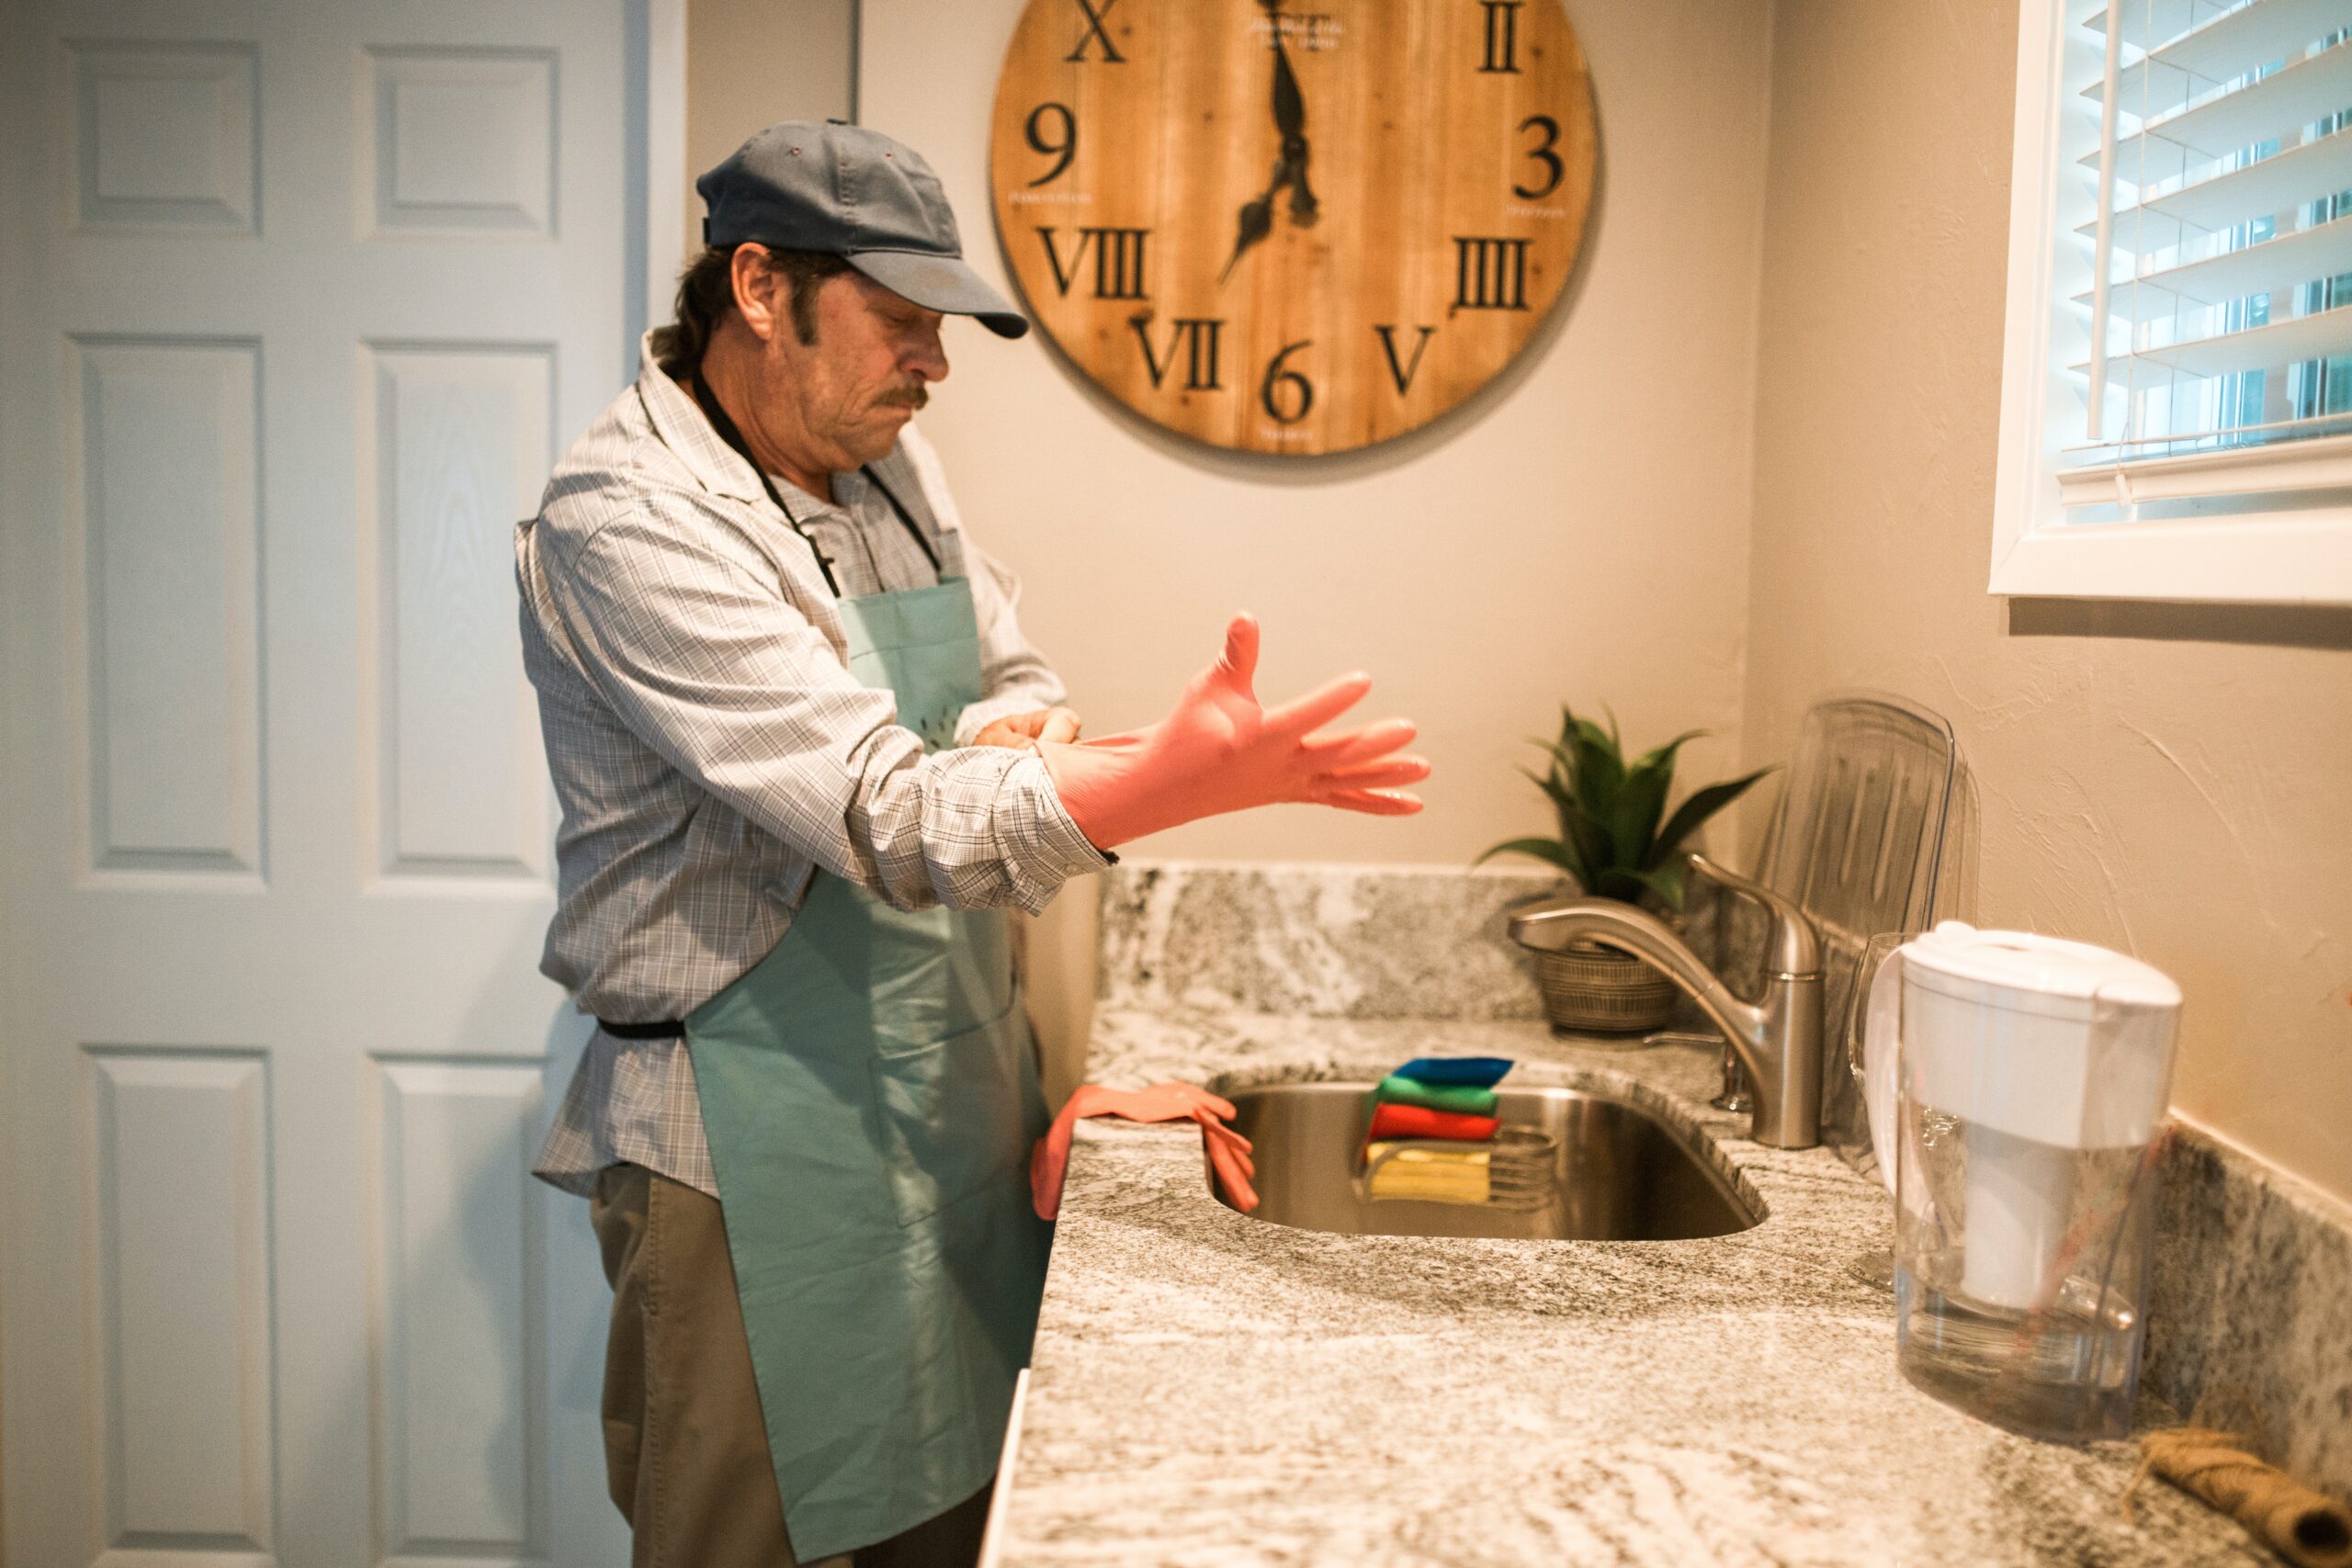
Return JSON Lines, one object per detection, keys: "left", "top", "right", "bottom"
{"left": 1686, "top": 853, "right": 1821, "bottom": 977}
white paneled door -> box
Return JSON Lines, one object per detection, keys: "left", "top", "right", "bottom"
{"left": 0, "top": 1, "right": 641, "bottom": 1563}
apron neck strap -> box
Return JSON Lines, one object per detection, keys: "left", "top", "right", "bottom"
{"left": 856, "top": 466, "right": 942, "bottom": 575}
{"left": 690, "top": 368, "right": 842, "bottom": 596}
{"left": 689, "top": 370, "right": 945, "bottom": 592}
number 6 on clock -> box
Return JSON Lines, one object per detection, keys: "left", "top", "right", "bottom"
{"left": 1260, "top": 341, "right": 1315, "bottom": 425}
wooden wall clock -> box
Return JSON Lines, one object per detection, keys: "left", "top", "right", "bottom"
{"left": 988, "top": 0, "right": 1595, "bottom": 457}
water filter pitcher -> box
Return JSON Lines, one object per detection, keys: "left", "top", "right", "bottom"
{"left": 1862, "top": 922, "right": 2182, "bottom": 1441}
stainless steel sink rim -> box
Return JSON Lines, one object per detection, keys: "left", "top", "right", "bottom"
{"left": 1206, "top": 1077, "right": 1769, "bottom": 1243}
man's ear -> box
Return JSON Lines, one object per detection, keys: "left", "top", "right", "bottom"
{"left": 729, "top": 247, "right": 783, "bottom": 344}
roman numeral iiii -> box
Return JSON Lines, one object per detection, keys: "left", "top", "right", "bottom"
{"left": 1453, "top": 237, "right": 1531, "bottom": 310}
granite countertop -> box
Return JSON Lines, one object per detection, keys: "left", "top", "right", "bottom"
{"left": 994, "top": 1008, "right": 2270, "bottom": 1567}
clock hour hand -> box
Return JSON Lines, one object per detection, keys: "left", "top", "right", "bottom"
{"left": 1285, "top": 142, "right": 1317, "bottom": 223}
{"left": 1218, "top": 163, "right": 1285, "bottom": 283}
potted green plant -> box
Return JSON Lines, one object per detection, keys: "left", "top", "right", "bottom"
{"left": 1479, "top": 705, "right": 1773, "bottom": 1035}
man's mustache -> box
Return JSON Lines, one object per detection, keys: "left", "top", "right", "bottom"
{"left": 879, "top": 384, "right": 930, "bottom": 411}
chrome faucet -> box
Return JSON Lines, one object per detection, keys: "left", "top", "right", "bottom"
{"left": 1509, "top": 853, "right": 1825, "bottom": 1148}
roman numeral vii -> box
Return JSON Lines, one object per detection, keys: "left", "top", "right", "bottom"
{"left": 1132, "top": 318, "right": 1225, "bottom": 390}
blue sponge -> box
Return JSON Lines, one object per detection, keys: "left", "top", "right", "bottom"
{"left": 1394, "top": 1055, "right": 1514, "bottom": 1089}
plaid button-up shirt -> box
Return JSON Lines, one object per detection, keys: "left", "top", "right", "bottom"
{"left": 521, "top": 339, "right": 1108, "bottom": 1197}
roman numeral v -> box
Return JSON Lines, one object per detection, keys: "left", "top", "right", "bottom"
{"left": 1374, "top": 324, "right": 1437, "bottom": 393}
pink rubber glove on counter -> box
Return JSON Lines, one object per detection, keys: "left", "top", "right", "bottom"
{"left": 1032, "top": 614, "right": 1429, "bottom": 851}
{"left": 1030, "top": 1082, "right": 1259, "bottom": 1220}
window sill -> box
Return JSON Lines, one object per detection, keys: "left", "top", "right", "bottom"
{"left": 1988, "top": 507, "right": 2352, "bottom": 604}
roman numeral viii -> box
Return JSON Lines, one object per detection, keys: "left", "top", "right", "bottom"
{"left": 1035, "top": 227, "right": 1150, "bottom": 299}
{"left": 1478, "top": 0, "right": 1523, "bottom": 73}
{"left": 1132, "top": 318, "right": 1225, "bottom": 390}
{"left": 1452, "top": 236, "right": 1530, "bottom": 311}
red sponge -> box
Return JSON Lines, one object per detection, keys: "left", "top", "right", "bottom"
{"left": 1366, "top": 1102, "right": 1499, "bottom": 1143}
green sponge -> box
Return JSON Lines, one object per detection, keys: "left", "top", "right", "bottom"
{"left": 1375, "top": 1074, "right": 1499, "bottom": 1116}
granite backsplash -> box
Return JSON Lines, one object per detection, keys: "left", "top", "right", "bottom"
{"left": 1096, "top": 859, "right": 2352, "bottom": 1498}
{"left": 1097, "top": 859, "right": 1878, "bottom": 1169}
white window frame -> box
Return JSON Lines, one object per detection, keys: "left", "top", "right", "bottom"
{"left": 1991, "top": 0, "right": 2352, "bottom": 605}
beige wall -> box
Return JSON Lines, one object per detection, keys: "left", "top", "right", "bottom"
{"left": 684, "top": 0, "right": 854, "bottom": 254}
{"left": 854, "top": 0, "right": 1775, "bottom": 868}
{"left": 1744, "top": 0, "right": 2352, "bottom": 1201}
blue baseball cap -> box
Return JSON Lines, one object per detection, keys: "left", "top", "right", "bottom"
{"left": 697, "top": 119, "right": 1028, "bottom": 339}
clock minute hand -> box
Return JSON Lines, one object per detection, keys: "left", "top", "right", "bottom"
{"left": 1221, "top": 22, "right": 1316, "bottom": 285}
{"left": 1271, "top": 35, "right": 1317, "bottom": 224}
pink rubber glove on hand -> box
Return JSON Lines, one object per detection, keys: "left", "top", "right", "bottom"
{"left": 1033, "top": 614, "right": 1429, "bottom": 851}
{"left": 1030, "top": 1082, "right": 1259, "bottom": 1220}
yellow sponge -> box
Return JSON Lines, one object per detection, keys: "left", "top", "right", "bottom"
{"left": 1364, "top": 1141, "right": 1492, "bottom": 1205}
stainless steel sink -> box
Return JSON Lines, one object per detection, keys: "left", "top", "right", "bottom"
{"left": 1210, "top": 1082, "right": 1762, "bottom": 1242}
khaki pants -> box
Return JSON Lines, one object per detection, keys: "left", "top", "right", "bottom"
{"left": 590, "top": 1164, "right": 993, "bottom": 1568}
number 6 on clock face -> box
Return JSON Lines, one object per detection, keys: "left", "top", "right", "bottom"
{"left": 989, "top": 0, "right": 1595, "bottom": 457}
{"left": 1261, "top": 341, "right": 1314, "bottom": 425}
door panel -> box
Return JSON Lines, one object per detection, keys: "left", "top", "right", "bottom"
{"left": 2, "top": 2, "right": 639, "bottom": 1562}
{"left": 70, "top": 336, "right": 266, "bottom": 880}
{"left": 360, "top": 342, "right": 554, "bottom": 883}
{"left": 373, "top": 1059, "right": 548, "bottom": 1562}
{"left": 69, "top": 40, "right": 261, "bottom": 235}
{"left": 87, "top": 1048, "right": 274, "bottom": 1557}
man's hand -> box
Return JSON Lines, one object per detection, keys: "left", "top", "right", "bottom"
{"left": 972, "top": 706, "right": 1082, "bottom": 749}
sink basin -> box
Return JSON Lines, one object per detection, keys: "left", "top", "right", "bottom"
{"left": 1211, "top": 1082, "right": 1762, "bottom": 1242}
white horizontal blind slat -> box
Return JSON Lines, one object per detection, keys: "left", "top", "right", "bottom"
{"left": 2105, "top": 40, "right": 2352, "bottom": 161}
{"left": 2057, "top": 426, "right": 2352, "bottom": 499}
{"left": 2069, "top": 408, "right": 2352, "bottom": 454}
{"left": 2088, "top": 0, "right": 2351, "bottom": 112}
{"left": 2071, "top": 0, "right": 2352, "bottom": 468}
{"left": 2075, "top": 122, "right": 2352, "bottom": 233}
{"left": 2075, "top": 293, "right": 2352, "bottom": 374}
{"left": 2075, "top": 209, "right": 2352, "bottom": 301}
{"left": 2083, "top": 0, "right": 2226, "bottom": 54}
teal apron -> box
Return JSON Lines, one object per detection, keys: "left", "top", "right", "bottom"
{"left": 681, "top": 388, "right": 1053, "bottom": 1560}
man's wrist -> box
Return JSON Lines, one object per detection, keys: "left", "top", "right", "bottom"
{"left": 997, "top": 752, "right": 1116, "bottom": 908}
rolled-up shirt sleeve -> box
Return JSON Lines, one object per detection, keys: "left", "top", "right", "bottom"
{"left": 540, "top": 495, "right": 1106, "bottom": 915}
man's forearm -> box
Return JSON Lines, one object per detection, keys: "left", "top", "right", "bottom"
{"left": 836, "top": 735, "right": 1106, "bottom": 915}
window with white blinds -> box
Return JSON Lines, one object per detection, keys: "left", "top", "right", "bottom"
{"left": 1990, "top": 0, "right": 2352, "bottom": 603}
{"left": 2071, "top": 0, "right": 2352, "bottom": 491}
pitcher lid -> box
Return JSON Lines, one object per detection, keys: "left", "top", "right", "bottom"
{"left": 1903, "top": 921, "right": 2181, "bottom": 1012}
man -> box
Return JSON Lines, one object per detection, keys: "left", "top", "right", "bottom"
{"left": 517, "top": 120, "right": 1426, "bottom": 1568}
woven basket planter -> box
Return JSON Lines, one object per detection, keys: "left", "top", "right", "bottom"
{"left": 1533, "top": 943, "right": 1678, "bottom": 1035}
